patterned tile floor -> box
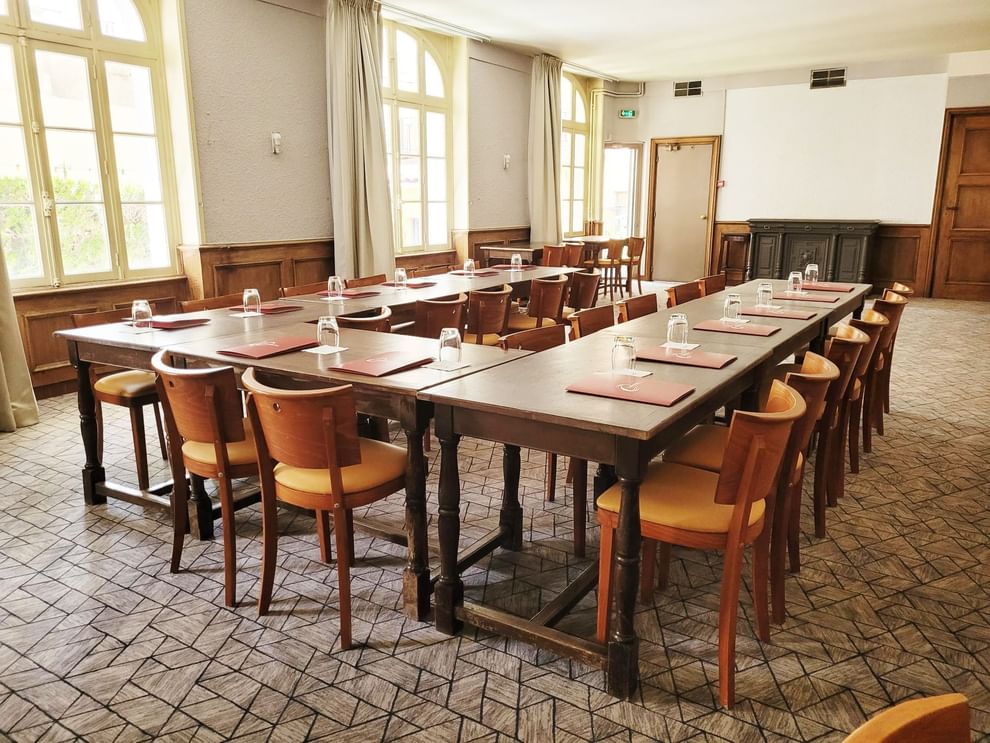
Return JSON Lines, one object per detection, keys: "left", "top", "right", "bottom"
{"left": 0, "top": 297, "right": 988, "bottom": 742}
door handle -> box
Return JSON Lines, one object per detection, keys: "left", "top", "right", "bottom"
{"left": 699, "top": 215, "right": 707, "bottom": 220}
{"left": 946, "top": 205, "right": 959, "bottom": 210}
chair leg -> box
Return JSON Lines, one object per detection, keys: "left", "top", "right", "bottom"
{"left": 813, "top": 426, "right": 829, "bottom": 539}
{"left": 753, "top": 529, "right": 771, "bottom": 640}
{"left": 828, "top": 410, "right": 847, "bottom": 507}
{"left": 545, "top": 452, "right": 557, "bottom": 502}
{"left": 572, "top": 458, "right": 586, "bottom": 559}
{"left": 169, "top": 468, "right": 189, "bottom": 573}
{"left": 640, "top": 538, "right": 656, "bottom": 603}
{"left": 788, "top": 477, "right": 802, "bottom": 574}
{"left": 257, "top": 491, "right": 279, "bottom": 616}
{"left": 333, "top": 503, "right": 354, "bottom": 651}
{"left": 771, "top": 480, "right": 795, "bottom": 625}
{"left": 595, "top": 522, "right": 615, "bottom": 644}
{"left": 128, "top": 406, "right": 150, "bottom": 491}
{"left": 862, "top": 373, "right": 875, "bottom": 454}
{"left": 882, "top": 359, "right": 892, "bottom": 415}
{"left": 848, "top": 396, "right": 862, "bottom": 475}
{"left": 718, "top": 539, "right": 745, "bottom": 708}
{"left": 316, "top": 509, "right": 333, "bottom": 563}
{"left": 874, "top": 367, "right": 886, "bottom": 437}
{"left": 423, "top": 424, "right": 431, "bottom": 453}
{"left": 656, "top": 541, "right": 671, "bottom": 590}
{"left": 218, "top": 477, "right": 237, "bottom": 608}
{"left": 152, "top": 402, "right": 168, "bottom": 460}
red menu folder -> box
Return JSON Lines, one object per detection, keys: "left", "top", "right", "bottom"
{"left": 741, "top": 306, "right": 816, "bottom": 320}
{"left": 773, "top": 292, "right": 840, "bottom": 303}
{"left": 566, "top": 374, "right": 694, "bottom": 407}
{"left": 218, "top": 336, "right": 318, "bottom": 359}
{"left": 449, "top": 270, "right": 499, "bottom": 277}
{"left": 326, "top": 352, "right": 433, "bottom": 377}
{"left": 804, "top": 281, "right": 855, "bottom": 292}
{"left": 260, "top": 303, "right": 303, "bottom": 314}
{"left": 694, "top": 319, "right": 781, "bottom": 337}
{"left": 383, "top": 280, "right": 437, "bottom": 288}
{"left": 490, "top": 264, "right": 539, "bottom": 270}
{"left": 635, "top": 346, "right": 737, "bottom": 369}
{"left": 141, "top": 315, "right": 210, "bottom": 330}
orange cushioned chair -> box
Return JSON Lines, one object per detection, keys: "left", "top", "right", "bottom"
{"left": 844, "top": 693, "right": 969, "bottom": 743}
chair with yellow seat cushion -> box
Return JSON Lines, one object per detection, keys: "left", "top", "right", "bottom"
{"left": 243, "top": 368, "right": 407, "bottom": 651}
{"left": 151, "top": 351, "right": 261, "bottom": 608}
{"left": 464, "top": 285, "right": 511, "bottom": 345}
{"left": 843, "top": 693, "right": 969, "bottom": 743}
{"left": 507, "top": 274, "right": 567, "bottom": 331}
{"left": 596, "top": 380, "right": 805, "bottom": 708}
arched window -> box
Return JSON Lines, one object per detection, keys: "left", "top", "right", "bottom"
{"left": 381, "top": 22, "right": 451, "bottom": 254}
{"left": 0, "top": 0, "right": 176, "bottom": 288}
{"left": 560, "top": 73, "right": 588, "bottom": 237}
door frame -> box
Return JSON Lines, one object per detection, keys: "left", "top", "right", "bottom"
{"left": 928, "top": 105, "right": 990, "bottom": 297}
{"left": 644, "top": 135, "right": 721, "bottom": 281}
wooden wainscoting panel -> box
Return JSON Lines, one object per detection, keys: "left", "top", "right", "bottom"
{"left": 213, "top": 259, "right": 285, "bottom": 300}
{"left": 868, "top": 224, "right": 933, "bottom": 296}
{"left": 452, "top": 227, "right": 531, "bottom": 264}
{"left": 291, "top": 256, "right": 331, "bottom": 287}
{"left": 395, "top": 250, "right": 457, "bottom": 273}
{"left": 22, "top": 306, "right": 99, "bottom": 375}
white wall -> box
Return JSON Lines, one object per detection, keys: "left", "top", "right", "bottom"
{"left": 183, "top": 0, "right": 332, "bottom": 244}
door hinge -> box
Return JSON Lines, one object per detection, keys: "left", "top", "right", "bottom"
{"left": 41, "top": 192, "right": 53, "bottom": 217}
{"left": 31, "top": 121, "right": 39, "bottom": 134}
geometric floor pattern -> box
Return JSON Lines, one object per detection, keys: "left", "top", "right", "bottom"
{"left": 0, "top": 297, "right": 987, "bottom": 742}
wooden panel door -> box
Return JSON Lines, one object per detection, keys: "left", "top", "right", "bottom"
{"left": 932, "top": 110, "right": 990, "bottom": 300}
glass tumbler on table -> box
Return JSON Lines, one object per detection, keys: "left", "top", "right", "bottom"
{"left": 611, "top": 335, "right": 636, "bottom": 373}
{"left": 326, "top": 275, "right": 344, "bottom": 301}
{"left": 757, "top": 282, "right": 773, "bottom": 308}
{"left": 317, "top": 316, "right": 339, "bottom": 350}
{"left": 242, "top": 288, "right": 261, "bottom": 316}
{"left": 787, "top": 271, "right": 803, "bottom": 294}
{"left": 131, "top": 299, "right": 152, "bottom": 332}
{"left": 666, "top": 313, "right": 689, "bottom": 356}
{"left": 510, "top": 253, "right": 523, "bottom": 271}
{"left": 805, "top": 263, "right": 819, "bottom": 285}
{"left": 463, "top": 258, "right": 476, "bottom": 277}
{"left": 438, "top": 327, "right": 462, "bottom": 364}
{"left": 723, "top": 293, "right": 742, "bottom": 324}
{"left": 394, "top": 267, "right": 408, "bottom": 289}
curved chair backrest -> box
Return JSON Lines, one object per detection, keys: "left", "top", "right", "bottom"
{"left": 410, "top": 265, "right": 454, "bottom": 278}
{"left": 617, "top": 293, "right": 658, "bottom": 323}
{"left": 345, "top": 274, "right": 387, "bottom": 289}
{"left": 886, "top": 281, "right": 915, "bottom": 297}
{"left": 666, "top": 280, "right": 702, "bottom": 307}
{"left": 542, "top": 245, "right": 565, "bottom": 267}
{"left": 697, "top": 273, "right": 727, "bottom": 296}
{"left": 567, "top": 271, "right": 601, "bottom": 312}
{"left": 179, "top": 293, "right": 243, "bottom": 313}
{"left": 527, "top": 275, "right": 568, "bottom": 324}
{"left": 414, "top": 293, "right": 467, "bottom": 338}
{"left": 844, "top": 693, "right": 969, "bottom": 743}
{"left": 824, "top": 325, "right": 869, "bottom": 421}
{"left": 336, "top": 306, "right": 392, "bottom": 333}
{"left": 242, "top": 367, "right": 360, "bottom": 472}
{"left": 873, "top": 292, "right": 908, "bottom": 353}
{"left": 498, "top": 324, "right": 567, "bottom": 352}
{"left": 626, "top": 236, "right": 646, "bottom": 261}
{"left": 72, "top": 304, "right": 158, "bottom": 328}
{"left": 280, "top": 281, "right": 325, "bottom": 298}
{"left": 466, "top": 284, "right": 512, "bottom": 338}
{"left": 849, "top": 309, "right": 889, "bottom": 381}
{"left": 602, "top": 238, "right": 625, "bottom": 261}
{"left": 570, "top": 304, "right": 615, "bottom": 339}
{"left": 151, "top": 350, "right": 245, "bottom": 446}
{"left": 781, "top": 352, "right": 840, "bottom": 484}
{"left": 585, "top": 219, "right": 603, "bottom": 235}
{"left": 563, "top": 244, "right": 585, "bottom": 267}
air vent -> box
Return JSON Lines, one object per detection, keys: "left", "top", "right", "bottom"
{"left": 810, "top": 67, "right": 846, "bottom": 89}
{"left": 673, "top": 80, "right": 702, "bottom": 97}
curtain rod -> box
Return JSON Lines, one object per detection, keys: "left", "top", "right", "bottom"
{"left": 378, "top": 3, "right": 492, "bottom": 43}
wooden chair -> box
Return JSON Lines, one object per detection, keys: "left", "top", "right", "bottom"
{"left": 280, "top": 281, "right": 326, "bottom": 298}
{"left": 698, "top": 273, "right": 727, "bottom": 296}
{"left": 497, "top": 324, "right": 567, "bottom": 352}
{"left": 584, "top": 239, "right": 625, "bottom": 300}
{"left": 180, "top": 293, "right": 244, "bottom": 313}
{"left": 844, "top": 694, "right": 969, "bottom": 743}
{"left": 151, "top": 351, "right": 259, "bottom": 607}
{"left": 879, "top": 284, "right": 911, "bottom": 417}
{"left": 541, "top": 245, "right": 565, "bottom": 267}
{"left": 507, "top": 275, "right": 567, "bottom": 331}
{"left": 569, "top": 304, "right": 615, "bottom": 339}
{"left": 584, "top": 219, "right": 603, "bottom": 235}
{"left": 562, "top": 244, "right": 585, "bottom": 267}
{"left": 617, "top": 293, "right": 658, "bottom": 323}
{"left": 666, "top": 280, "right": 703, "bottom": 307}
{"left": 413, "top": 293, "right": 467, "bottom": 338}
{"left": 243, "top": 369, "right": 407, "bottom": 651}
{"left": 465, "top": 285, "right": 512, "bottom": 345}
{"left": 563, "top": 271, "right": 601, "bottom": 316}
{"left": 597, "top": 380, "right": 805, "bottom": 707}
{"left": 71, "top": 307, "right": 167, "bottom": 491}
{"left": 866, "top": 292, "right": 908, "bottom": 440}
{"left": 344, "top": 274, "right": 387, "bottom": 289}
{"left": 336, "top": 306, "right": 392, "bottom": 333}
{"left": 409, "top": 265, "right": 455, "bottom": 278}
{"left": 885, "top": 281, "right": 915, "bottom": 297}
{"left": 620, "top": 236, "right": 646, "bottom": 294}
{"left": 843, "top": 310, "right": 889, "bottom": 485}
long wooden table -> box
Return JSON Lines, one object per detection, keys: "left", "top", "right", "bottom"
{"left": 420, "top": 279, "right": 870, "bottom": 698}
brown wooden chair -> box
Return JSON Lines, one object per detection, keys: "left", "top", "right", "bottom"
{"left": 844, "top": 693, "right": 969, "bottom": 743}
{"left": 885, "top": 281, "right": 915, "bottom": 297}
{"left": 409, "top": 265, "right": 455, "bottom": 278}
{"left": 497, "top": 324, "right": 567, "bottom": 352}
{"left": 620, "top": 236, "right": 646, "bottom": 294}
{"left": 563, "top": 271, "right": 601, "bottom": 316}
{"left": 666, "top": 280, "right": 703, "bottom": 307}
{"left": 584, "top": 219, "right": 604, "bottom": 235}
{"left": 344, "top": 274, "right": 387, "bottom": 289}
{"left": 617, "top": 293, "right": 658, "bottom": 323}
{"left": 598, "top": 380, "right": 805, "bottom": 707}
{"left": 413, "top": 293, "right": 467, "bottom": 338}
{"left": 879, "top": 284, "right": 911, "bottom": 417}
{"left": 280, "top": 281, "right": 326, "bottom": 298}
{"left": 151, "top": 350, "right": 259, "bottom": 607}
{"left": 336, "top": 306, "right": 392, "bottom": 333}
{"left": 464, "top": 285, "right": 512, "bottom": 345}
{"left": 562, "top": 244, "right": 585, "bottom": 267}
{"left": 866, "top": 292, "right": 908, "bottom": 441}
{"left": 584, "top": 239, "right": 625, "bottom": 300}
{"left": 541, "top": 245, "right": 565, "bottom": 267}
{"left": 180, "top": 293, "right": 244, "bottom": 313}
{"left": 243, "top": 368, "right": 407, "bottom": 651}
{"left": 507, "top": 275, "right": 567, "bottom": 331}
{"left": 843, "top": 310, "right": 889, "bottom": 485}
{"left": 569, "top": 304, "right": 615, "bottom": 339}
{"left": 72, "top": 307, "right": 167, "bottom": 491}
{"left": 698, "top": 273, "right": 727, "bottom": 296}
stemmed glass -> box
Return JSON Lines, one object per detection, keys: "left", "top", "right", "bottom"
{"left": 722, "top": 293, "right": 742, "bottom": 325}
{"left": 316, "top": 316, "right": 339, "bottom": 350}
{"left": 131, "top": 299, "right": 152, "bottom": 332}
{"left": 438, "top": 328, "right": 462, "bottom": 364}
{"left": 242, "top": 288, "right": 261, "bottom": 316}
{"left": 326, "top": 275, "right": 344, "bottom": 301}
{"left": 666, "top": 313, "right": 690, "bottom": 357}
{"left": 394, "top": 267, "right": 408, "bottom": 289}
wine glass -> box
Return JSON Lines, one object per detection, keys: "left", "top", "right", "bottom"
{"left": 723, "top": 293, "right": 742, "bottom": 324}
{"left": 510, "top": 254, "right": 523, "bottom": 271}
{"left": 787, "top": 271, "right": 803, "bottom": 294}
{"left": 805, "top": 263, "right": 820, "bottom": 285}
{"left": 463, "top": 258, "right": 476, "bottom": 277}
{"left": 666, "top": 313, "right": 689, "bottom": 356}
{"left": 326, "top": 275, "right": 344, "bottom": 301}
{"left": 611, "top": 335, "right": 636, "bottom": 374}
{"left": 242, "top": 288, "right": 261, "bottom": 316}
{"left": 438, "top": 327, "right": 461, "bottom": 364}
{"left": 757, "top": 282, "right": 773, "bottom": 308}
{"left": 394, "top": 267, "right": 408, "bottom": 289}
{"left": 316, "top": 316, "right": 339, "bottom": 350}
{"left": 131, "top": 299, "right": 152, "bottom": 332}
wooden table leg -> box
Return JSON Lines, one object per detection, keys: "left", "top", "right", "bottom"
{"left": 500, "top": 444, "right": 523, "bottom": 551}
{"left": 573, "top": 458, "right": 588, "bottom": 558}
{"left": 71, "top": 346, "right": 106, "bottom": 506}
{"left": 402, "top": 413, "right": 431, "bottom": 620}
{"left": 435, "top": 407, "right": 463, "bottom": 635}
{"left": 607, "top": 475, "right": 641, "bottom": 699}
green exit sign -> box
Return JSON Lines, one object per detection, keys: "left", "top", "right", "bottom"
{"left": 618, "top": 108, "right": 637, "bottom": 119}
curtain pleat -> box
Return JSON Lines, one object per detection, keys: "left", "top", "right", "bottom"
{"left": 0, "top": 253, "right": 38, "bottom": 432}
{"left": 527, "top": 54, "right": 563, "bottom": 245}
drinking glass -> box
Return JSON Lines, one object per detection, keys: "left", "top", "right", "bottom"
{"left": 805, "top": 263, "right": 820, "bottom": 285}
{"left": 463, "top": 258, "right": 476, "bottom": 276}
{"left": 326, "top": 275, "right": 344, "bottom": 300}
{"left": 787, "top": 271, "right": 803, "bottom": 294}
{"left": 666, "top": 313, "right": 689, "bottom": 356}
{"left": 611, "top": 335, "right": 636, "bottom": 373}
{"left": 438, "top": 327, "right": 462, "bottom": 363}
{"left": 723, "top": 293, "right": 742, "bottom": 324}
{"left": 131, "top": 299, "right": 152, "bottom": 332}
{"left": 394, "top": 267, "right": 408, "bottom": 289}
{"left": 242, "top": 288, "right": 262, "bottom": 316}
{"left": 510, "top": 254, "right": 523, "bottom": 271}
{"left": 317, "top": 315, "right": 339, "bottom": 349}
{"left": 757, "top": 282, "right": 773, "bottom": 308}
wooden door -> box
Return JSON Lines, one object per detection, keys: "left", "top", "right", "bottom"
{"left": 932, "top": 110, "right": 990, "bottom": 300}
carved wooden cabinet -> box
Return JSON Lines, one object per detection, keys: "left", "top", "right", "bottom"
{"left": 745, "top": 219, "right": 878, "bottom": 282}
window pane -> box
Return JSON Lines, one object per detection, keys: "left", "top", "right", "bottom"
{"left": 0, "top": 127, "right": 35, "bottom": 204}
{"left": 425, "top": 112, "right": 444, "bottom": 157}
{"left": 575, "top": 92, "right": 586, "bottom": 123}
{"left": 573, "top": 166, "right": 585, "bottom": 200}
{"left": 399, "top": 155, "right": 420, "bottom": 201}
{"left": 561, "top": 132, "right": 571, "bottom": 165}
{"left": 574, "top": 133, "right": 585, "bottom": 166}
{"left": 395, "top": 30, "right": 417, "bottom": 93}
{"left": 426, "top": 157, "right": 445, "bottom": 201}
{"left": 571, "top": 200, "right": 584, "bottom": 234}
{"left": 56, "top": 204, "right": 111, "bottom": 275}
{"left": 560, "top": 198, "right": 568, "bottom": 234}
{"left": 381, "top": 31, "right": 390, "bottom": 88}
{"left": 114, "top": 134, "right": 162, "bottom": 201}
{"left": 427, "top": 202, "right": 446, "bottom": 245}
{"left": 47, "top": 130, "right": 103, "bottom": 202}
{"left": 122, "top": 203, "right": 168, "bottom": 269}
{"left": 560, "top": 76, "right": 573, "bottom": 121}
{"left": 0, "top": 0, "right": 7, "bottom": 15}
{"left": 424, "top": 52, "right": 443, "bottom": 97}
{"left": 29, "top": 0, "right": 82, "bottom": 29}
{"left": 397, "top": 106, "right": 419, "bottom": 155}
{"left": 0, "top": 205, "right": 43, "bottom": 279}
{"left": 560, "top": 166, "right": 571, "bottom": 201}
{"left": 97, "top": 0, "right": 145, "bottom": 41}
{"left": 0, "top": 44, "right": 20, "bottom": 124}
{"left": 400, "top": 203, "right": 421, "bottom": 247}
{"left": 105, "top": 61, "right": 155, "bottom": 134}
{"left": 36, "top": 50, "right": 93, "bottom": 129}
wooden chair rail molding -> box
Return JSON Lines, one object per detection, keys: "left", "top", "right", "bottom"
{"left": 452, "top": 226, "right": 531, "bottom": 265}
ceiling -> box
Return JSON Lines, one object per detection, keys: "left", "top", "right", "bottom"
{"left": 383, "top": 0, "right": 990, "bottom": 80}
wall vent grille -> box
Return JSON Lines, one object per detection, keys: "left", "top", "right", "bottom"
{"left": 673, "top": 80, "right": 702, "bottom": 97}
{"left": 810, "top": 68, "right": 846, "bottom": 89}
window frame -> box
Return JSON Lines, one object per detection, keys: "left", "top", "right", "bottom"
{"left": 0, "top": 0, "right": 180, "bottom": 290}
{"left": 560, "top": 72, "right": 589, "bottom": 238}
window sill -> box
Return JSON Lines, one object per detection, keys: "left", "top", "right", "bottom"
{"left": 13, "top": 274, "right": 187, "bottom": 299}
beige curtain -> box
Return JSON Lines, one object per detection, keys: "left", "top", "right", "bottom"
{"left": 0, "top": 255, "right": 38, "bottom": 432}
{"left": 528, "top": 54, "right": 563, "bottom": 245}
{"left": 325, "top": 0, "right": 395, "bottom": 279}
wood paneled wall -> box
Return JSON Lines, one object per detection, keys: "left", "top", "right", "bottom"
{"left": 452, "top": 226, "right": 531, "bottom": 265}
{"left": 394, "top": 250, "right": 457, "bottom": 274}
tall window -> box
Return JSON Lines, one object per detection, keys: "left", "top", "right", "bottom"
{"left": 0, "top": 0, "right": 176, "bottom": 289}
{"left": 560, "top": 73, "right": 588, "bottom": 237}
{"left": 381, "top": 22, "right": 450, "bottom": 254}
